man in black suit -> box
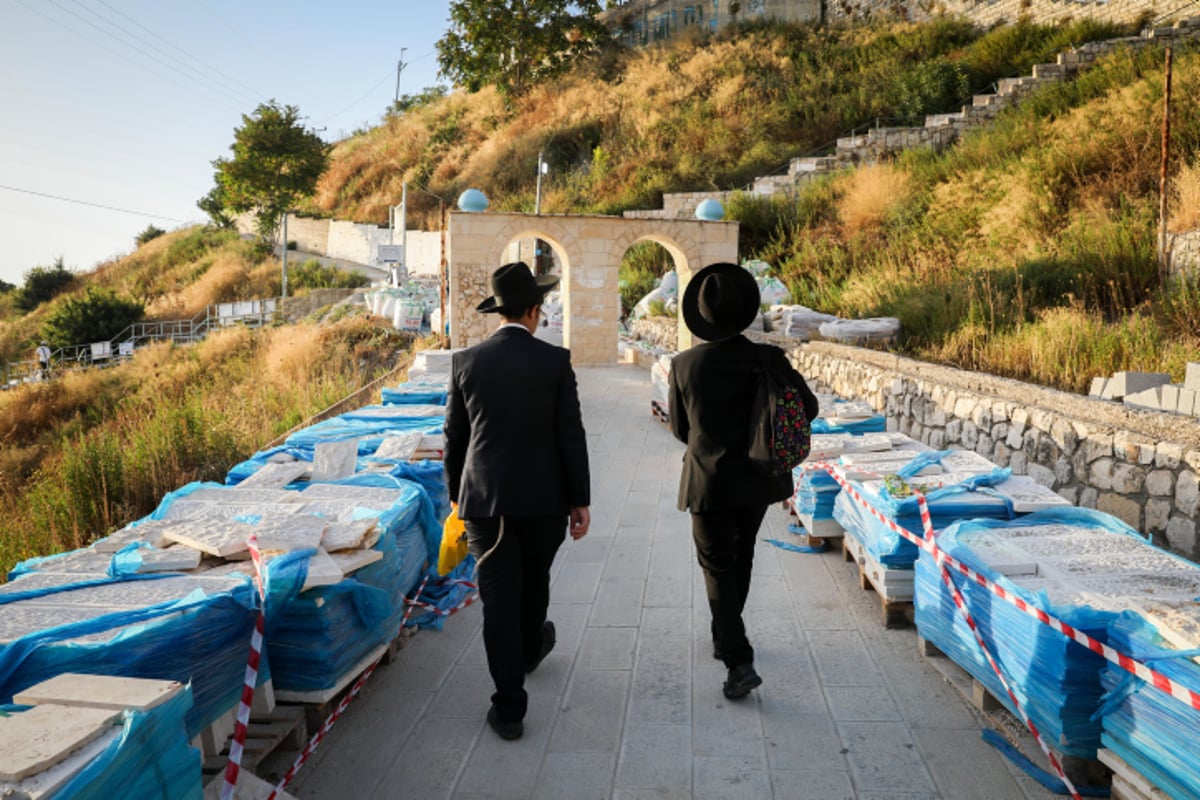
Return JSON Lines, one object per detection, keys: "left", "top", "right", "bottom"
{"left": 669, "top": 262, "right": 819, "bottom": 700}
{"left": 444, "top": 261, "right": 591, "bottom": 741}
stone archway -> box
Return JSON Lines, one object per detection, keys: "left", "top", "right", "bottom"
{"left": 446, "top": 211, "right": 738, "bottom": 364}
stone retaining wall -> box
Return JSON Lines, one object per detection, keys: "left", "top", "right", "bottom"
{"left": 1169, "top": 230, "right": 1200, "bottom": 279}
{"left": 788, "top": 340, "right": 1200, "bottom": 560}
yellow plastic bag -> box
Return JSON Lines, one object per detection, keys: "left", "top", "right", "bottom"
{"left": 438, "top": 507, "right": 468, "bottom": 576}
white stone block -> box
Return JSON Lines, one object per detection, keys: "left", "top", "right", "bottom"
{"left": 1162, "top": 385, "right": 1181, "bottom": 412}
{"left": 1089, "top": 377, "right": 1108, "bottom": 398}
{"left": 1186, "top": 362, "right": 1200, "bottom": 392}
{"left": 311, "top": 439, "right": 358, "bottom": 482}
{"left": 1108, "top": 371, "right": 1171, "bottom": 399}
{"left": 1124, "top": 387, "right": 1162, "bottom": 411}
{"left": 14, "top": 674, "right": 182, "bottom": 712}
{"left": 1178, "top": 388, "right": 1198, "bottom": 417}
{"left": 0, "top": 704, "right": 120, "bottom": 781}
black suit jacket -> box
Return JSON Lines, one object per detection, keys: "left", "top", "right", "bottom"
{"left": 444, "top": 327, "right": 590, "bottom": 518}
{"left": 669, "top": 335, "right": 819, "bottom": 512}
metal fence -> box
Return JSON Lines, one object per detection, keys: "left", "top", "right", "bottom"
{"left": 3, "top": 298, "right": 281, "bottom": 389}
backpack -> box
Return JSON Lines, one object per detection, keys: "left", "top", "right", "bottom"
{"left": 748, "top": 347, "right": 812, "bottom": 478}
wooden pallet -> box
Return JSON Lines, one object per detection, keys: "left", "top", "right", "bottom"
{"left": 842, "top": 533, "right": 914, "bottom": 629}
{"left": 276, "top": 640, "right": 396, "bottom": 732}
{"left": 1098, "top": 749, "right": 1171, "bottom": 800}
{"left": 919, "top": 635, "right": 1111, "bottom": 791}
{"left": 202, "top": 704, "right": 307, "bottom": 777}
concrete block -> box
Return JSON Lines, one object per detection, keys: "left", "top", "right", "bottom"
{"left": 1162, "top": 385, "right": 1181, "bottom": 413}
{"left": 1178, "top": 388, "right": 1198, "bottom": 417}
{"left": 1186, "top": 362, "right": 1200, "bottom": 391}
{"left": 1089, "top": 377, "right": 1108, "bottom": 398}
{"left": 1108, "top": 371, "right": 1171, "bottom": 399}
{"left": 1124, "top": 387, "right": 1162, "bottom": 410}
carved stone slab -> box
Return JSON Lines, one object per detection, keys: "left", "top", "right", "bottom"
{"left": 300, "top": 485, "right": 403, "bottom": 507}
{"left": 350, "top": 404, "right": 445, "bottom": 418}
{"left": 161, "top": 517, "right": 257, "bottom": 557}
{"left": 0, "top": 704, "right": 120, "bottom": 781}
{"left": 91, "top": 520, "right": 174, "bottom": 553}
{"left": 311, "top": 439, "right": 359, "bottom": 482}
{"left": 160, "top": 500, "right": 303, "bottom": 522}
{"left": 236, "top": 461, "right": 311, "bottom": 489}
{"left": 132, "top": 546, "right": 203, "bottom": 573}
{"left": 938, "top": 449, "right": 1000, "bottom": 474}
{"left": 15, "top": 549, "right": 112, "bottom": 576}
{"left": 14, "top": 674, "right": 182, "bottom": 711}
{"left": 326, "top": 548, "right": 383, "bottom": 576}
{"left": 372, "top": 432, "right": 423, "bottom": 461}
{"left": 183, "top": 487, "right": 303, "bottom": 505}
{"left": 322, "top": 519, "right": 381, "bottom": 552}
{"left": 253, "top": 514, "right": 327, "bottom": 552}
{"left": 993, "top": 475, "right": 1073, "bottom": 513}
{"left": 298, "top": 549, "right": 343, "bottom": 590}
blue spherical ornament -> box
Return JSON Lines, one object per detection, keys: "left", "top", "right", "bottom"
{"left": 695, "top": 198, "right": 724, "bottom": 221}
{"left": 457, "top": 188, "right": 489, "bottom": 212}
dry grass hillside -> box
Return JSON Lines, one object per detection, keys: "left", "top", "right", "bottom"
{"left": 0, "top": 226, "right": 415, "bottom": 576}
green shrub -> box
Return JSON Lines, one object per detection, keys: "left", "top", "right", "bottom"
{"left": 15, "top": 258, "right": 75, "bottom": 312}
{"left": 618, "top": 242, "right": 672, "bottom": 316}
{"left": 287, "top": 259, "right": 370, "bottom": 291}
{"left": 134, "top": 225, "right": 167, "bottom": 247}
{"left": 41, "top": 287, "right": 145, "bottom": 347}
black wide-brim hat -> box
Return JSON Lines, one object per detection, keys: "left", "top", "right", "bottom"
{"left": 681, "top": 262, "right": 761, "bottom": 341}
{"left": 476, "top": 261, "right": 560, "bottom": 314}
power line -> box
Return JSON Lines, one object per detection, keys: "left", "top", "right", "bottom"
{"left": 92, "top": 0, "right": 268, "bottom": 102}
{"left": 31, "top": 0, "right": 252, "bottom": 109}
{"left": 316, "top": 68, "right": 395, "bottom": 125}
{"left": 0, "top": 184, "right": 189, "bottom": 222}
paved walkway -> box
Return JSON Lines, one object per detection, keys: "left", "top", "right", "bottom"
{"left": 288, "top": 364, "right": 1058, "bottom": 800}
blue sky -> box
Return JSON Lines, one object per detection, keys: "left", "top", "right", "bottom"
{"left": 0, "top": 0, "right": 451, "bottom": 287}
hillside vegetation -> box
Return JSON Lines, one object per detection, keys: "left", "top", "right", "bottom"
{"left": 313, "top": 17, "right": 1200, "bottom": 391}
{"left": 0, "top": 229, "right": 413, "bottom": 576}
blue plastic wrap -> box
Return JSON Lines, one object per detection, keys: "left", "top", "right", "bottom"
{"left": 1098, "top": 613, "right": 1200, "bottom": 798}
{"left": 48, "top": 683, "right": 202, "bottom": 800}
{"left": 832, "top": 464, "right": 1015, "bottom": 567}
{"left": 811, "top": 414, "right": 886, "bottom": 435}
{"left": 284, "top": 415, "right": 442, "bottom": 454}
{"left": 381, "top": 383, "right": 448, "bottom": 406}
{"left": 339, "top": 403, "right": 445, "bottom": 423}
{"left": 404, "top": 555, "right": 478, "bottom": 631}
{"left": 913, "top": 509, "right": 1146, "bottom": 759}
{"left": 0, "top": 551, "right": 310, "bottom": 739}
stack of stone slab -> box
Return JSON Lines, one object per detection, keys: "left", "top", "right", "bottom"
{"left": 1089, "top": 364, "right": 1200, "bottom": 417}
{"left": 0, "top": 674, "right": 202, "bottom": 799}
{"left": 914, "top": 508, "right": 1200, "bottom": 787}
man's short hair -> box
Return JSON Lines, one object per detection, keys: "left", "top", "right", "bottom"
{"left": 501, "top": 302, "right": 540, "bottom": 321}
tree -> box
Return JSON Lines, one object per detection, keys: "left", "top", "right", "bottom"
{"left": 197, "top": 184, "right": 235, "bottom": 230}
{"left": 436, "top": 0, "right": 607, "bottom": 97}
{"left": 15, "top": 257, "right": 75, "bottom": 312}
{"left": 134, "top": 224, "right": 166, "bottom": 247}
{"left": 210, "top": 101, "right": 328, "bottom": 245}
{"left": 41, "top": 287, "right": 144, "bottom": 348}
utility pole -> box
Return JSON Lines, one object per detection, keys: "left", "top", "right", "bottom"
{"left": 394, "top": 48, "right": 408, "bottom": 105}
{"left": 282, "top": 212, "right": 289, "bottom": 299}
{"left": 1158, "top": 46, "right": 1173, "bottom": 290}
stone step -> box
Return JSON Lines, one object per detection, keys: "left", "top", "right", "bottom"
{"left": 925, "top": 111, "right": 966, "bottom": 128}
{"left": 1031, "top": 62, "right": 1066, "bottom": 79}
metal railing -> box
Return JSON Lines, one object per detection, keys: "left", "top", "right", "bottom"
{"left": 3, "top": 298, "right": 282, "bottom": 389}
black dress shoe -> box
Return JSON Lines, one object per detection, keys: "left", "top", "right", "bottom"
{"left": 487, "top": 706, "right": 523, "bottom": 740}
{"left": 722, "top": 663, "right": 763, "bottom": 700}
{"left": 525, "top": 620, "right": 556, "bottom": 674}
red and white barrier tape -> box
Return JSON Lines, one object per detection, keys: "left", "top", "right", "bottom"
{"left": 402, "top": 579, "right": 479, "bottom": 620}
{"left": 814, "top": 458, "right": 1200, "bottom": 799}
{"left": 220, "top": 534, "right": 268, "bottom": 800}
{"left": 261, "top": 573, "right": 478, "bottom": 798}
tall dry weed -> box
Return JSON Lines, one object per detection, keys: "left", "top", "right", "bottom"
{"left": 1170, "top": 159, "right": 1200, "bottom": 232}
{"left": 839, "top": 164, "right": 911, "bottom": 236}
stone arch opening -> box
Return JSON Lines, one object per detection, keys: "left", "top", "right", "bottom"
{"left": 446, "top": 211, "right": 737, "bottom": 363}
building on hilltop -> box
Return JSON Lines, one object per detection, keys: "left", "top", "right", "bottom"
{"left": 600, "top": 0, "right": 821, "bottom": 46}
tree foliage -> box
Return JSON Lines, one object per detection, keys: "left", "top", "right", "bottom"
{"left": 40, "top": 287, "right": 144, "bottom": 348}
{"left": 16, "top": 257, "right": 76, "bottom": 312}
{"left": 197, "top": 184, "right": 235, "bottom": 230}
{"left": 134, "top": 225, "right": 166, "bottom": 247}
{"left": 436, "top": 0, "right": 608, "bottom": 97}
{"left": 211, "top": 101, "right": 328, "bottom": 245}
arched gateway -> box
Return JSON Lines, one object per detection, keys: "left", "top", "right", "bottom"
{"left": 446, "top": 211, "right": 738, "bottom": 364}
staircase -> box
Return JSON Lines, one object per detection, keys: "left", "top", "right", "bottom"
{"left": 628, "top": 17, "right": 1200, "bottom": 219}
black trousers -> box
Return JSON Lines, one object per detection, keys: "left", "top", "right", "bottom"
{"left": 465, "top": 514, "right": 566, "bottom": 722}
{"left": 691, "top": 504, "right": 768, "bottom": 669}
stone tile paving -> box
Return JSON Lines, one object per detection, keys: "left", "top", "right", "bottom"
{"left": 289, "top": 365, "right": 1058, "bottom": 800}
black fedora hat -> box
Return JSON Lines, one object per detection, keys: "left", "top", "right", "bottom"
{"left": 681, "top": 262, "right": 761, "bottom": 342}
{"left": 476, "top": 261, "right": 560, "bottom": 314}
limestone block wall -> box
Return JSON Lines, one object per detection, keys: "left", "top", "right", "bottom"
{"left": 827, "top": 0, "right": 1195, "bottom": 27}
{"left": 284, "top": 217, "right": 330, "bottom": 253}
{"left": 789, "top": 341, "right": 1200, "bottom": 559}
{"left": 327, "top": 221, "right": 391, "bottom": 266}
